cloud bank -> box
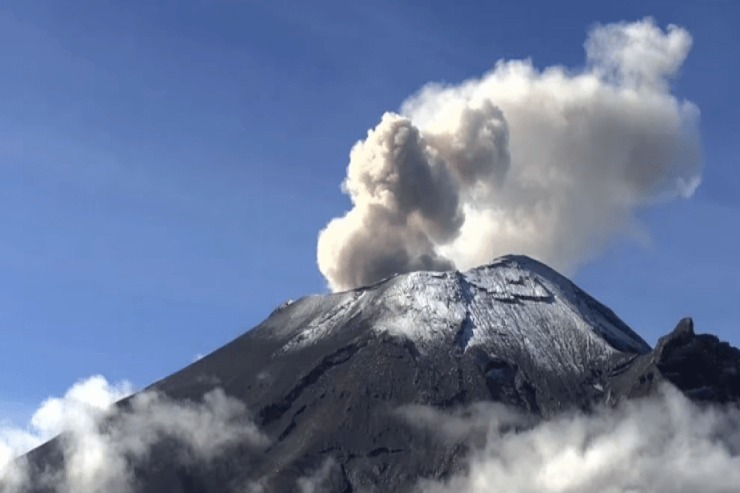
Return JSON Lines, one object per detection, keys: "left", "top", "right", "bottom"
{"left": 0, "top": 376, "right": 267, "bottom": 493}
{"left": 400, "top": 385, "right": 740, "bottom": 493}
{"left": 0, "top": 376, "right": 134, "bottom": 469}
{"left": 318, "top": 18, "right": 702, "bottom": 291}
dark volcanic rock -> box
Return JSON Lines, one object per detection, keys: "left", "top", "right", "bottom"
{"left": 12, "top": 255, "right": 740, "bottom": 492}
{"left": 606, "top": 317, "right": 740, "bottom": 404}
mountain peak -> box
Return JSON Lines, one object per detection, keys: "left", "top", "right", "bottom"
{"left": 249, "top": 255, "right": 650, "bottom": 409}
{"left": 335, "top": 254, "right": 651, "bottom": 356}
{"left": 465, "top": 254, "right": 651, "bottom": 354}
{"left": 15, "top": 256, "right": 740, "bottom": 493}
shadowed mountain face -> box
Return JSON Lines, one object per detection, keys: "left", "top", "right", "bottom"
{"left": 13, "top": 255, "right": 740, "bottom": 492}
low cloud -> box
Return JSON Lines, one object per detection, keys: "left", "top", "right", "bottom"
{"left": 399, "top": 385, "right": 740, "bottom": 493}
{"left": 0, "top": 375, "right": 267, "bottom": 493}
{"left": 246, "top": 456, "right": 347, "bottom": 492}
{"left": 297, "top": 457, "right": 343, "bottom": 493}
{"left": 0, "top": 376, "right": 134, "bottom": 467}
{"left": 318, "top": 18, "right": 702, "bottom": 291}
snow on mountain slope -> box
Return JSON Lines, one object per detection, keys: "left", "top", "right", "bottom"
{"left": 270, "top": 255, "right": 650, "bottom": 384}
{"left": 17, "top": 255, "right": 738, "bottom": 493}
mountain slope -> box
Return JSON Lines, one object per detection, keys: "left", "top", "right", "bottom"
{"left": 14, "top": 255, "right": 740, "bottom": 493}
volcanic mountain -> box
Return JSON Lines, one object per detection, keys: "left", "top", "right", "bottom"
{"left": 13, "top": 255, "right": 740, "bottom": 492}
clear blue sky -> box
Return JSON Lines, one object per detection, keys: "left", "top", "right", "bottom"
{"left": 0, "top": 0, "right": 737, "bottom": 422}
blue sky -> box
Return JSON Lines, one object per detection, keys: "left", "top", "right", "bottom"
{"left": 0, "top": 0, "right": 738, "bottom": 423}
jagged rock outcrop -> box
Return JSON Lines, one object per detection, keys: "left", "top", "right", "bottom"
{"left": 607, "top": 317, "right": 740, "bottom": 404}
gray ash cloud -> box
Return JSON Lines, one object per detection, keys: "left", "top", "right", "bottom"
{"left": 318, "top": 18, "right": 702, "bottom": 292}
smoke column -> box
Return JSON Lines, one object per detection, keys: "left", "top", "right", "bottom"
{"left": 317, "top": 18, "right": 702, "bottom": 292}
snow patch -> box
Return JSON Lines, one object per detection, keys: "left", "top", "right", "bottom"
{"left": 278, "top": 292, "right": 365, "bottom": 353}
{"left": 270, "top": 255, "right": 648, "bottom": 383}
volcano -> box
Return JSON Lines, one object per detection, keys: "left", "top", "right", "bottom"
{"left": 12, "top": 255, "right": 740, "bottom": 492}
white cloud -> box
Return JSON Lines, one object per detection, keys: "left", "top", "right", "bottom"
{"left": 297, "top": 457, "right": 342, "bottom": 493}
{"left": 401, "top": 385, "right": 740, "bottom": 493}
{"left": 0, "top": 375, "right": 267, "bottom": 493}
{"left": 0, "top": 375, "right": 133, "bottom": 466}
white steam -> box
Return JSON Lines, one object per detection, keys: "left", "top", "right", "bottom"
{"left": 400, "top": 385, "right": 740, "bottom": 493}
{"left": 0, "top": 376, "right": 134, "bottom": 468}
{"left": 297, "top": 457, "right": 342, "bottom": 493}
{"left": 0, "top": 375, "right": 267, "bottom": 493}
{"left": 318, "top": 18, "right": 702, "bottom": 291}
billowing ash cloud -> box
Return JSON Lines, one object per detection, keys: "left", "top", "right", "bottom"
{"left": 399, "top": 385, "right": 740, "bottom": 493}
{"left": 318, "top": 18, "right": 702, "bottom": 291}
{"left": 0, "top": 375, "right": 267, "bottom": 493}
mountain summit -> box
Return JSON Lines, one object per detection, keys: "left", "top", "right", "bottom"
{"left": 13, "top": 255, "right": 740, "bottom": 492}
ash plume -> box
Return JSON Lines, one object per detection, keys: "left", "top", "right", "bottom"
{"left": 318, "top": 18, "right": 702, "bottom": 292}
